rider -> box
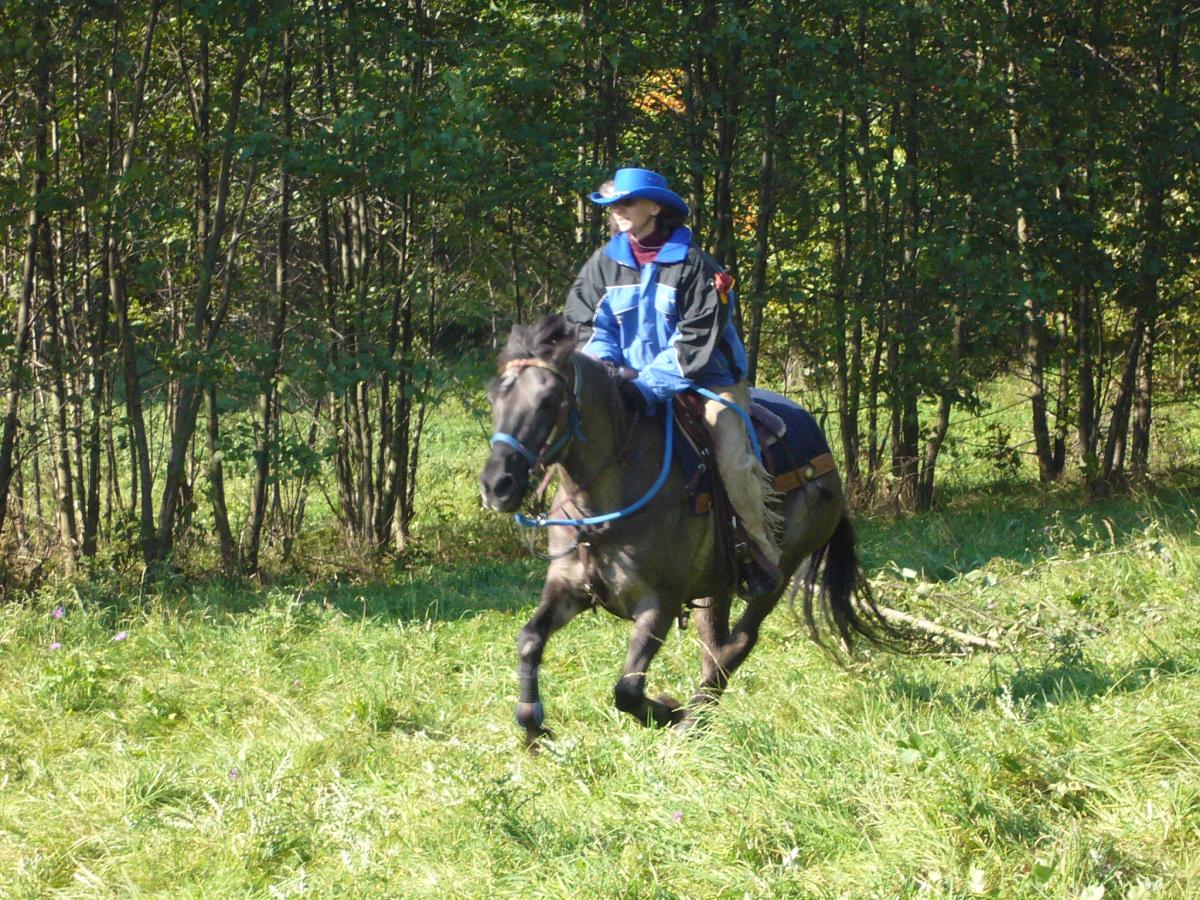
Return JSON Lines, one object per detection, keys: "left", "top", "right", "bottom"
{"left": 564, "top": 167, "right": 782, "bottom": 598}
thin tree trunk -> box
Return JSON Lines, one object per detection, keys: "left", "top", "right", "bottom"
{"left": 747, "top": 19, "right": 781, "bottom": 385}
{"left": 1131, "top": 318, "right": 1154, "bottom": 475}
{"left": 0, "top": 12, "right": 50, "bottom": 537}
{"left": 40, "top": 202, "right": 80, "bottom": 562}
{"left": 205, "top": 385, "right": 235, "bottom": 569}
{"left": 892, "top": 12, "right": 921, "bottom": 507}
{"left": 155, "top": 32, "right": 253, "bottom": 561}
{"left": 831, "top": 15, "right": 861, "bottom": 488}
{"left": 244, "top": 21, "right": 292, "bottom": 574}
{"left": 1005, "top": 0, "right": 1056, "bottom": 482}
{"left": 74, "top": 48, "right": 106, "bottom": 558}
{"left": 917, "top": 307, "right": 964, "bottom": 510}
{"left": 105, "top": 1, "right": 162, "bottom": 560}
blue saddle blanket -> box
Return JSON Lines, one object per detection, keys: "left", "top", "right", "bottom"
{"left": 667, "top": 388, "right": 832, "bottom": 513}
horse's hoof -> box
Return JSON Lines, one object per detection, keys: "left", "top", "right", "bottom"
{"left": 655, "top": 694, "right": 689, "bottom": 727}
{"left": 523, "top": 725, "right": 553, "bottom": 754}
{"left": 670, "top": 692, "right": 719, "bottom": 732}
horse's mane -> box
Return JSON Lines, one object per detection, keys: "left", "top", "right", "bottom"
{"left": 495, "top": 314, "right": 631, "bottom": 418}
{"left": 497, "top": 314, "right": 576, "bottom": 371}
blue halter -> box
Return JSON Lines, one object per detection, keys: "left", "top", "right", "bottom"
{"left": 489, "top": 357, "right": 584, "bottom": 471}
{"left": 514, "top": 398, "right": 673, "bottom": 529}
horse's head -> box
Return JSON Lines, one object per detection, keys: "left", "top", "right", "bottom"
{"left": 480, "top": 315, "right": 578, "bottom": 512}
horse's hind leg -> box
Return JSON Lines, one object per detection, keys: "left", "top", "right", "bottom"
{"left": 714, "top": 590, "right": 786, "bottom": 689}
{"left": 689, "top": 595, "right": 731, "bottom": 710}
{"left": 516, "top": 576, "right": 590, "bottom": 750}
{"left": 713, "top": 477, "right": 843, "bottom": 680}
{"left": 613, "top": 599, "right": 686, "bottom": 727}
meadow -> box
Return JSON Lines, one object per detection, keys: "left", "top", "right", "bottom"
{"left": 1, "top": 388, "right": 1199, "bottom": 898}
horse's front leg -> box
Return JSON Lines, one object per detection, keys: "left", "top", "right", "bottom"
{"left": 613, "top": 599, "right": 687, "bottom": 727}
{"left": 516, "top": 575, "right": 590, "bottom": 750}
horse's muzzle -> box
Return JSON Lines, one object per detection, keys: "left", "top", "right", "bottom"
{"left": 479, "top": 448, "right": 529, "bottom": 512}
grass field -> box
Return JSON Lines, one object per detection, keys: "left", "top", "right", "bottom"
{"left": 2, "top": 390, "right": 1199, "bottom": 897}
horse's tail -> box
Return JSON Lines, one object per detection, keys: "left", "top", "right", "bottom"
{"left": 797, "top": 512, "right": 905, "bottom": 653}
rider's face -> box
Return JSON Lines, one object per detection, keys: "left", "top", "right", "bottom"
{"left": 610, "top": 197, "right": 662, "bottom": 239}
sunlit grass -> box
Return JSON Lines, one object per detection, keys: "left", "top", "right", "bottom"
{"left": 2, "top": 486, "right": 1198, "bottom": 896}
{"left": 1, "top": 385, "right": 1198, "bottom": 896}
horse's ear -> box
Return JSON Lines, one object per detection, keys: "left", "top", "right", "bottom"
{"left": 534, "top": 314, "right": 576, "bottom": 366}
{"left": 500, "top": 324, "right": 530, "bottom": 370}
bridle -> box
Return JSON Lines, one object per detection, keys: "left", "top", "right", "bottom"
{"left": 491, "top": 354, "right": 676, "bottom": 531}
{"left": 488, "top": 356, "right": 585, "bottom": 472}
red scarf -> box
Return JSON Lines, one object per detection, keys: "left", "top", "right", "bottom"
{"left": 628, "top": 230, "right": 667, "bottom": 267}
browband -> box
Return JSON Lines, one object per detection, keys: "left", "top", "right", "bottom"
{"left": 503, "top": 358, "right": 568, "bottom": 381}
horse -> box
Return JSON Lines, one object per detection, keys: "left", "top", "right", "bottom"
{"left": 479, "top": 315, "right": 897, "bottom": 749}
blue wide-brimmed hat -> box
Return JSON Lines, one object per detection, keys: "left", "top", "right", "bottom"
{"left": 590, "top": 168, "right": 689, "bottom": 216}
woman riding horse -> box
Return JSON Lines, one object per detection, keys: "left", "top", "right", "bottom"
{"left": 563, "top": 167, "right": 782, "bottom": 599}
{"left": 480, "top": 316, "right": 896, "bottom": 747}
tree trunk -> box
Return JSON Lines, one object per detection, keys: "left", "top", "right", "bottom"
{"left": 244, "top": 21, "right": 293, "bottom": 574}
{"left": 1131, "top": 318, "right": 1154, "bottom": 475}
{"left": 40, "top": 202, "right": 80, "bottom": 563}
{"left": 892, "top": 11, "right": 921, "bottom": 507}
{"left": 747, "top": 14, "right": 782, "bottom": 385}
{"left": 917, "top": 308, "right": 964, "bottom": 511}
{"left": 155, "top": 32, "right": 253, "bottom": 561}
{"left": 105, "top": 1, "right": 162, "bottom": 560}
{"left": 0, "top": 12, "right": 50, "bottom": 538}
{"left": 205, "top": 385, "right": 236, "bottom": 570}
{"left": 1005, "top": 0, "right": 1057, "bottom": 482}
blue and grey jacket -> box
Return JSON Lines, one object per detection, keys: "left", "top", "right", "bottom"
{"left": 563, "top": 227, "right": 749, "bottom": 408}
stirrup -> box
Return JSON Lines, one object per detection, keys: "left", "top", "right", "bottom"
{"left": 736, "top": 535, "right": 783, "bottom": 601}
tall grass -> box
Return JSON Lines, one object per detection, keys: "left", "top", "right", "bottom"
{"left": 1, "top": 390, "right": 1198, "bottom": 897}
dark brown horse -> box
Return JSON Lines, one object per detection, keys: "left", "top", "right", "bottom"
{"left": 480, "top": 315, "right": 895, "bottom": 748}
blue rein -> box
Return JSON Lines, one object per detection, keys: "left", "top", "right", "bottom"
{"left": 490, "top": 360, "right": 759, "bottom": 531}
{"left": 514, "top": 399, "right": 674, "bottom": 529}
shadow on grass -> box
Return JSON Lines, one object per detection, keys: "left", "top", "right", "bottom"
{"left": 856, "top": 477, "right": 1200, "bottom": 582}
{"left": 80, "top": 557, "right": 548, "bottom": 626}
{"left": 887, "top": 652, "right": 1200, "bottom": 716}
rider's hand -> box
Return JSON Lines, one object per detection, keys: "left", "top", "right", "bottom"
{"left": 603, "top": 361, "right": 639, "bottom": 381}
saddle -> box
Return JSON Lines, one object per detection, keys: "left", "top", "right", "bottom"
{"left": 670, "top": 389, "right": 836, "bottom": 595}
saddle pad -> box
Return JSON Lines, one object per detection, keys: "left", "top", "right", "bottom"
{"left": 667, "top": 389, "right": 834, "bottom": 515}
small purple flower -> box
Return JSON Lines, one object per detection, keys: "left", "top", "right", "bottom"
{"left": 228, "top": 766, "right": 240, "bottom": 782}
{"left": 292, "top": 679, "right": 302, "bottom": 688}
{"left": 112, "top": 630, "right": 128, "bottom": 642}
{"left": 52, "top": 606, "right": 65, "bottom": 619}
{"left": 49, "top": 642, "right": 62, "bottom": 650}
{"left": 671, "top": 811, "right": 684, "bottom": 823}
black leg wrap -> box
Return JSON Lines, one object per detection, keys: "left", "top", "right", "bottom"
{"left": 515, "top": 701, "right": 545, "bottom": 730}
{"left": 518, "top": 666, "right": 540, "bottom": 705}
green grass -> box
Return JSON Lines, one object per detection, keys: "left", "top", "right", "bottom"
{"left": 2, "top": 486, "right": 1198, "bottom": 897}
{"left": 1, "top": 387, "right": 1199, "bottom": 896}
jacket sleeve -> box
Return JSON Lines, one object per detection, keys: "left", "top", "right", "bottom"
{"left": 634, "top": 256, "right": 731, "bottom": 402}
{"left": 563, "top": 250, "right": 605, "bottom": 343}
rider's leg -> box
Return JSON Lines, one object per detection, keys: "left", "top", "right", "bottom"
{"left": 701, "top": 382, "right": 782, "bottom": 568}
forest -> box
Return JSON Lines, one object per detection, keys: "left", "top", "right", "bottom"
{"left": 0, "top": 0, "right": 1197, "bottom": 572}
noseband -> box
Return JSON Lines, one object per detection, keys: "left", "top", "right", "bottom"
{"left": 489, "top": 357, "right": 584, "bottom": 470}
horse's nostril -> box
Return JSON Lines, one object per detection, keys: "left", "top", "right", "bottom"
{"left": 494, "top": 473, "right": 516, "bottom": 498}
